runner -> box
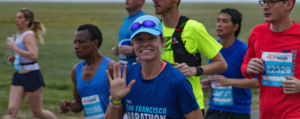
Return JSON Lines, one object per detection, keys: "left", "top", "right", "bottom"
{"left": 241, "top": 0, "right": 300, "bottom": 118}
{"left": 6, "top": 8, "right": 57, "bottom": 119}
{"left": 105, "top": 15, "right": 204, "bottom": 119}
{"left": 200, "top": 8, "right": 258, "bottom": 119}
{"left": 153, "top": 0, "right": 227, "bottom": 115}
{"left": 112, "top": 0, "right": 146, "bottom": 65}
{"left": 60, "top": 24, "right": 115, "bottom": 119}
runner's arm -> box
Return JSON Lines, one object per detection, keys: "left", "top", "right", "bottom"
{"left": 184, "top": 109, "right": 204, "bottom": 119}
{"left": 211, "top": 74, "right": 259, "bottom": 88}
{"left": 70, "top": 64, "right": 84, "bottom": 113}
{"left": 112, "top": 46, "right": 119, "bottom": 56}
{"left": 105, "top": 103, "right": 125, "bottom": 119}
{"left": 12, "top": 34, "right": 38, "bottom": 61}
{"left": 177, "top": 79, "right": 203, "bottom": 118}
{"left": 201, "top": 52, "right": 227, "bottom": 75}
{"left": 174, "top": 53, "right": 227, "bottom": 77}
{"left": 119, "top": 45, "right": 134, "bottom": 55}
{"left": 241, "top": 34, "right": 257, "bottom": 79}
{"left": 105, "top": 62, "right": 127, "bottom": 119}
{"left": 226, "top": 78, "right": 259, "bottom": 88}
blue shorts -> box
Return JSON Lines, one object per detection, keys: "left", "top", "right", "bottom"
{"left": 12, "top": 70, "right": 45, "bottom": 92}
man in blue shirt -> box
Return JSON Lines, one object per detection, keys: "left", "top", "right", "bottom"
{"left": 112, "top": 0, "right": 146, "bottom": 65}
{"left": 59, "top": 24, "right": 115, "bottom": 119}
{"left": 201, "top": 8, "right": 259, "bottom": 119}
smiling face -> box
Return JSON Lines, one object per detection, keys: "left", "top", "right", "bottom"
{"left": 216, "top": 13, "right": 237, "bottom": 38}
{"left": 132, "top": 32, "right": 165, "bottom": 62}
{"left": 15, "top": 12, "right": 29, "bottom": 31}
{"left": 74, "top": 30, "right": 96, "bottom": 59}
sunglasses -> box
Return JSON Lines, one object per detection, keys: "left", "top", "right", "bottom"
{"left": 130, "top": 20, "right": 163, "bottom": 32}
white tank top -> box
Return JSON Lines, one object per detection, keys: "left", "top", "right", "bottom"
{"left": 15, "top": 30, "right": 39, "bottom": 71}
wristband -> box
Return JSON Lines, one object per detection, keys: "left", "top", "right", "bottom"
{"left": 110, "top": 101, "right": 120, "bottom": 108}
{"left": 109, "top": 96, "right": 121, "bottom": 105}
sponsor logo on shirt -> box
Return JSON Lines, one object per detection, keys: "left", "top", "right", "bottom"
{"left": 266, "top": 54, "right": 276, "bottom": 59}
{"left": 82, "top": 95, "right": 99, "bottom": 105}
{"left": 266, "top": 53, "right": 288, "bottom": 60}
{"left": 276, "top": 54, "right": 288, "bottom": 60}
{"left": 83, "top": 99, "right": 89, "bottom": 103}
{"left": 87, "top": 97, "right": 97, "bottom": 103}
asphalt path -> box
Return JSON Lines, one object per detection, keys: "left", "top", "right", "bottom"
{"left": 251, "top": 110, "right": 259, "bottom": 119}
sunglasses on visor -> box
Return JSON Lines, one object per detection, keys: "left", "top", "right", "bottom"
{"left": 130, "top": 20, "right": 163, "bottom": 32}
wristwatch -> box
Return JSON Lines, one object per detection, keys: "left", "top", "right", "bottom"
{"left": 196, "top": 66, "right": 203, "bottom": 76}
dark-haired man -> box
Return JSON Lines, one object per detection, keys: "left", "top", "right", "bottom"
{"left": 241, "top": 0, "right": 300, "bottom": 118}
{"left": 201, "top": 8, "right": 258, "bottom": 119}
{"left": 60, "top": 24, "right": 115, "bottom": 119}
{"left": 153, "top": 0, "right": 227, "bottom": 116}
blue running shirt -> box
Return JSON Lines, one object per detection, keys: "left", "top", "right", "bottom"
{"left": 208, "top": 39, "right": 257, "bottom": 114}
{"left": 122, "top": 62, "right": 199, "bottom": 118}
{"left": 76, "top": 56, "right": 111, "bottom": 118}
{"left": 118, "top": 11, "right": 146, "bottom": 65}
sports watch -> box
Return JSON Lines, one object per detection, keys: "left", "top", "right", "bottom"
{"left": 195, "top": 66, "right": 203, "bottom": 76}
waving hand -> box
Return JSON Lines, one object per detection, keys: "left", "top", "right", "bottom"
{"left": 106, "top": 63, "right": 136, "bottom": 101}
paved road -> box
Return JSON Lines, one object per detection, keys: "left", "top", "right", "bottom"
{"left": 251, "top": 110, "right": 259, "bottom": 119}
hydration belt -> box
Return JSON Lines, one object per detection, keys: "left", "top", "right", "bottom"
{"left": 169, "top": 16, "right": 202, "bottom": 66}
{"left": 20, "top": 62, "right": 37, "bottom": 66}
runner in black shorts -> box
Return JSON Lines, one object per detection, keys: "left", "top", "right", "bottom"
{"left": 12, "top": 70, "right": 45, "bottom": 92}
{"left": 6, "top": 8, "right": 56, "bottom": 119}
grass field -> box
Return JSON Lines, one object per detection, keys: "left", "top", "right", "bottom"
{"left": 0, "top": 2, "right": 299, "bottom": 119}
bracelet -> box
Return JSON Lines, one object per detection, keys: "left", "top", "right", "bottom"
{"left": 109, "top": 96, "right": 121, "bottom": 105}
{"left": 110, "top": 101, "right": 120, "bottom": 108}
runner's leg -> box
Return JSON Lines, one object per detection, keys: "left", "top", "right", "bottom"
{"left": 7, "top": 85, "right": 26, "bottom": 119}
{"left": 27, "top": 86, "right": 57, "bottom": 119}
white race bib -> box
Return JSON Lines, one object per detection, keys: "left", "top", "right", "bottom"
{"left": 119, "top": 54, "right": 128, "bottom": 65}
{"left": 119, "top": 39, "right": 132, "bottom": 65}
{"left": 82, "top": 95, "right": 105, "bottom": 119}
{"left": 212, "top": 83, "right": 233, "bottom": 106}
{"left": 262, "top": 52, "right": 293, "bottom": 87}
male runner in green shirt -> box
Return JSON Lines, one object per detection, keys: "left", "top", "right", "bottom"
{"left": 153, "top": 0, "right": 227, "bottom": 115}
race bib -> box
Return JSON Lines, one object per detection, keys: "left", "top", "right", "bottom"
{"left": 119, "top": 54, "right": 128, "bottom": 65}
{"left": 212, "top": 83, "right": 233, "bottom": 106}
{"left": 119, "top": 39, "right": 132, "bottom": 65}
{"left": 262, "top": 52, "right": 293, "bottom": 87}
{"left": 82, "top": 95, "right": 104, "bottom": 119}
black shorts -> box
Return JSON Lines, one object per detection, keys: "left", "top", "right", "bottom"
{"left": 201, "top": 109, "right": 205, "bottom": 118}
{"left": 205, "top": 109, "right": 250, "bottom": 119}
{"left": 12, "top": 70, "right": 45, "bottom": 92}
